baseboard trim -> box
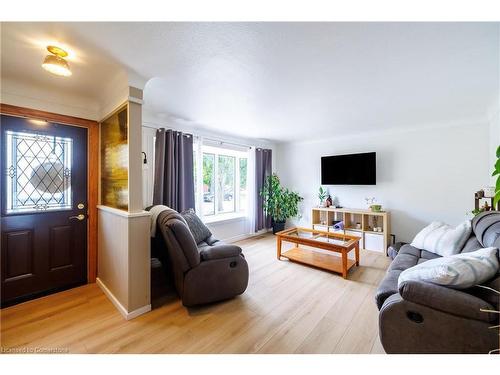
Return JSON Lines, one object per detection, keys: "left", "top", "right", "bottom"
{"left": 126, "top": 304, "right": 152, "bottom": 320}
{"left": 227, "top": 229, "right": 272, "bottom": 244}
{"left": 96, "top": 277, "right": 151, "bottom": 320}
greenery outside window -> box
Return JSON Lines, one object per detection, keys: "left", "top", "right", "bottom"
{"left": 197, "top": 144, "right": 248, "bottom": 218}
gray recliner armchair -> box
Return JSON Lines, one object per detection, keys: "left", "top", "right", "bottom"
{"left": 154, "top": 207, "right": 249, "bottom": 307}
{"left": 376, "top": 211, "right": 500, "bottom": 354}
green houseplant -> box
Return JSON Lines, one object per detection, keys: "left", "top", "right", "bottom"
{"left": 261, "top": 173, "right": 303, "bottom": 234}
{"left": 492, "top": 145, "right": 500, "bottom": 209}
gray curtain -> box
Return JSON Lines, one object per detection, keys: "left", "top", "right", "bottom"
{"left": 255, "top": 148, "right": 272, "bottom": 231}
{"left": 153, "top": 128, "right": 195, "bottom": 212}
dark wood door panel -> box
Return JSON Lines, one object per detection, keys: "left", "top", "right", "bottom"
{"left": 47, "top": 221, "right": 87, "bottom": 288}
{"left": 1, "top": 226, "right": 44, "bottom": 303}
{"left": 2, "top": 229, "right": 34, "bottom": 281}
{"left": 1, "top": 114, "right": 88, "bottom": 306}
{"left": 49, "top": 225, "right": 74, "bottom": 270}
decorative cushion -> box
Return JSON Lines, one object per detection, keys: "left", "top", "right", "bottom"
{"left": 410, "top": 220, "right": 472, "bottom": 256}
{"left": 472, "top": 211, "right": 500, "bottom": 248}
{"left": 180, "top": 209, "right": 212, "bottom": 244}
{"left": 398, "top": 247, "right": 499, "bottom": 289}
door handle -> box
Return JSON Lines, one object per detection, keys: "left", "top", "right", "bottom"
{"left": 69, "top": 214, "right": 86, "bottom": 221}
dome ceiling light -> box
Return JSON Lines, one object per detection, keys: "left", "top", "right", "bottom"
{"left": 41, "top": 45, "right": 72, "bottom": 77}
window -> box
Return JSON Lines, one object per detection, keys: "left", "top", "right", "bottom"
{"left": 196, "top": 144, "right": 248, "bottom": 218}
{"left": 217, "top": 155, "right": 235, "bottom": 213}
{"left": 239, "top": 158, "right": 247, "bottom": 212}
{"left": 202, "top": 153, "right": 215, "bottom": 215}
{"left": 5, "top": 130, "right": 73, "bottom": 214}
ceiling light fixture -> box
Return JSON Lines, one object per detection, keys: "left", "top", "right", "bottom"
{"left": 42, "top": 45, "right": 72, "bottom": 77}
{"left": 28, "top": 119, "right": 48, "bottom": 126}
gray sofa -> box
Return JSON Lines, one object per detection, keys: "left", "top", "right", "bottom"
{"left": 153, "top": 207, "right": 249, "bottom": 306}
{"left": 376, "top": 211, "right": 500, "bottom": 354}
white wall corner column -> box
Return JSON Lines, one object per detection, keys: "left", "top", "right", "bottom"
{"left": 97, "top": 86, "right": 152, "bottom": 320}
{"left": 97, "top": 206, "right": 150, "bottom": 320}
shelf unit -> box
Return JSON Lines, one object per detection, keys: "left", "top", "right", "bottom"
{"left": 311, "top": 207, "right": 390, "bottom": 254}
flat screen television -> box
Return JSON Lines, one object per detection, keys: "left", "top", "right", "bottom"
{"left": 321, "top": 152, "right": 376, "bottom": 185}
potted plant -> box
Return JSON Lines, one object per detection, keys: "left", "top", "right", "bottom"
{"left": 261, "top": 174, "right": 303, "bottom": 234}
{"left": 318, "top": 186, "right": 328, "bottom": 207}
{"left": 492, "top": 145, "right": 500, "bottom": 209}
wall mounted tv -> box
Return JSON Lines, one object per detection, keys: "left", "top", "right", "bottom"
{"left": 321, "top": 152, "right": 376, "bottom": 185}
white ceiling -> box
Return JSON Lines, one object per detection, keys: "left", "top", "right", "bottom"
{"left": 1, "top": 22, "right": 499, "bottom": 142}
{"left": 0, "top": 22, "right": 126, "bottom": 100}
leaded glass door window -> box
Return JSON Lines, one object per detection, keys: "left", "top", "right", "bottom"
{"left": 5, "top": 129, "right": 73, "bottom": 213}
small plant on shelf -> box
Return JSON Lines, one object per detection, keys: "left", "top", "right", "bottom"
{"left": 365, "top": 197, "right": 376, "bottom": 207}
{"left": 318, "top": 186, "right": 328, "bottom": 207}
{"left": 471, "top": 203, "right": 491, "bottom": 217}
{"left": 471, "top": 208, "right": 482, "bottom": 217}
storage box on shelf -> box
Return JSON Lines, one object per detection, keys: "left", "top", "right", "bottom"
{"left": 311, "top": 207, "right": 390, "bottom": 254}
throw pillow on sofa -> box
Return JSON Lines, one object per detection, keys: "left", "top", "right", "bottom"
{"left": 411, "top": 220, "right": 472, "bottom": 256}
{"left": 398, "top": 247, "right": 499, "bottom": 289}
{"left": 181, "top": 208, "right": 212, "bottom": 244}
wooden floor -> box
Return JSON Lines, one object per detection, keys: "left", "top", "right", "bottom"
{"left": 0, "top": 234, "right": 391, "bottom": 354}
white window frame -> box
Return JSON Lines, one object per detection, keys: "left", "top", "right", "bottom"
{"left": 202, "top": 151, "right": 216, "bottom": 216}
{"left": 198, "top": 144, "right": 248, "bottom": 221}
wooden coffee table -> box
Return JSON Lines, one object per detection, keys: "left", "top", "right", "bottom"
{"left": 276, "top": 227, "right": 361, "bottom": 279}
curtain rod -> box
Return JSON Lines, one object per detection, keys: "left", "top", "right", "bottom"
{"left": 142, "top": 124, "right": 160, "bottom": 130}
{"left": 143, "top": 124, "right": 189, "bottom": 134}
{"left": 143, "top": 123, "right": 260, "bottom": 150}
{"left": 201, "top": 136, "right": 252, "bottom": 150}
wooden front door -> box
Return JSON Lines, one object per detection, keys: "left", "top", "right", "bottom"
{"left": 1, "top": 115, "right": 88, "bottom": 307}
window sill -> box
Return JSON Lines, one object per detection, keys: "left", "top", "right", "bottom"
{"left": 203, "top": 212, "right": 247, "bottom": 225}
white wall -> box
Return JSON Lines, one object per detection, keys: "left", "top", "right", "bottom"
{"left": 276, "top": 122, "right": 490, "bottom": 243}
{"left": 491, "top": 28, "right": 500, "bottom": 184}
{"left": 1, "top": 77, "right": 100, "bottom": 120}
{"left": 1, "top": 73, "right": 144, "bottom": 122}
{"left": 491, "top": 26, "right": 500, "bottom": 184}
{"left": 205, "top": 217, "right": 250, "bottom": 243}
{"left": 142, "top": 126, "right": 156, "bottom": 208}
